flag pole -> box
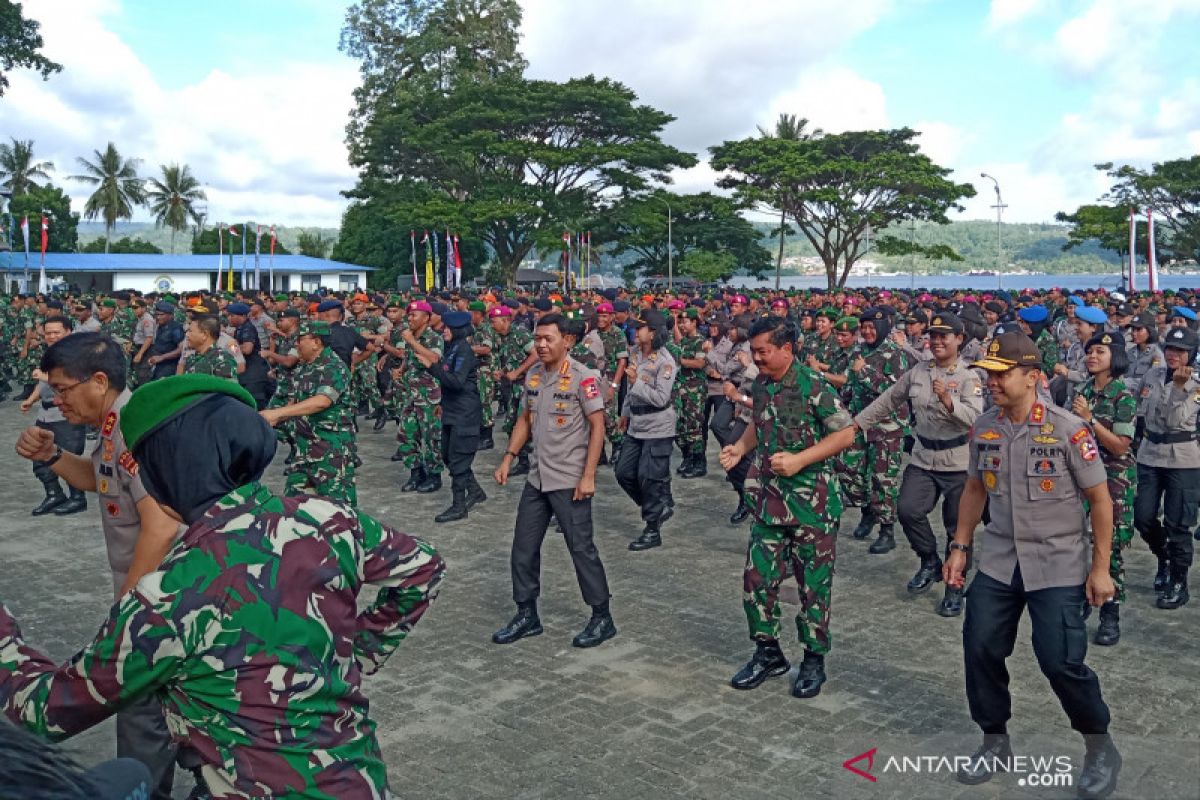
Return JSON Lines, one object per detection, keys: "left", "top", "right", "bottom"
{"left": 241, "top": 220, "right": 248, "bottom": 290}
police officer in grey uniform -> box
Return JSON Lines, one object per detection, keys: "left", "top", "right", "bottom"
{"left": 1133, "top": 325, "right": 1200, "bottom": 609}
{"left": 851, "top": 313, "right": 983, "bottom": 615}
{"left": 617, "top": 309, "right": 678, "bottom": 551}
{"left": 944, "top": 332, "right": 1122, "bottom": 796}
{"left": 1125, "top": 312, "right": 1164, "bottom": 392}
{"left": 14, "top": 332, "right": 185, "bottom": 799}
{"left": 492, "top": 312, "right": 615, "bottom": 649}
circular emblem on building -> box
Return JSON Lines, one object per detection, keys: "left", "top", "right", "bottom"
{"left": 154, "top": 275, "right": 175, "bottom": 292}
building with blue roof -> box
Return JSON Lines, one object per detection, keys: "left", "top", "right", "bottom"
{"left": 0, "top": 253, "right": 373, "bottom": 294}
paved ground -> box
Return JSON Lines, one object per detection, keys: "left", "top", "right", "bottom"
{"left": 0, "top": 400, "right": 1197, "bottom": 799}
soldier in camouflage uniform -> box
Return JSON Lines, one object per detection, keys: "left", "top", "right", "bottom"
{"left": 490, "top": 304, "right": 536, "bottom": 475}
{"left": 0, "top": 298, "right": 14, "bottom": 399}
{"left": 1072, "top": 331, "right": 1138, "bottom": 646}
{"left": 469, "top": 301, "right": 498, "bottom": 449}
{"left": 264, "top": 309, "right": 302, "bottom": 462}
{"left": 385, "top": 301, "right": 444, "bottom": 493}
{"left": 181, "top": 316, "right": 238, "bottom": 379}
{"left": 720, "top": 315, "right": 856, "bottom": 698}
{"left": 347, "top": 298, "right": 386, "bottom": 421}
{"left": 667, "top": 307, "right": 709, "bottom": 478}
{"left": 0, "top": 374, "right": 445, "bottom": 800}
{"left": 802, "top": 308, "right": 839, "bottom": 368}
{"left": 587, "top": 302, "right": 630, "bottom": 462}
{"left": 261, "top": 320, "right": 359, "bottom": 506}
{"left": 841, "top": 308, "right": 911, "bottom": 548}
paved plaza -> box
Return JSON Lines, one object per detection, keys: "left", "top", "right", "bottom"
{"left": 0, "top": 401, "right": 1197, "bottom": 799}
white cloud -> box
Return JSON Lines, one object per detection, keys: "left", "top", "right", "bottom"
{"left": 987, "top": 0, "right": 1045, "bottom": 27}
{"left": 765, "top": 67, "right": 889, "bottom": 134}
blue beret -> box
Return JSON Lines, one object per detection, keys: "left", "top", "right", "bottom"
{"left": 532, "top": 298, "right": 553, "bottom": 312}
{"left": 1075, "top": 306, "right": 1107, "bottom": 325}
{"left": 430, "top": 302, "right": 449, "bottom": 316}
{"left": 443, "top": 310, "right": 471, "bottom": 329}
{"left": 316, "top": 300, "right": 342, "bottom": 313}
{"left": 1171, "top": 305, "right": 1198, "bottom": 321}
{"left": 1069, "top": 296, "right": 1085, "bottom": 307}
{"left": 1017, "top": 305, "right": 1049, "bottom": 323}
{"left": 154, "top": 301, "right": 175, "bottom": 314}
{"left": 226, "top": 302, "right": 250, "bottom": 315}
{"left": 611, "top": 300, "right": 631, "bottom": 312}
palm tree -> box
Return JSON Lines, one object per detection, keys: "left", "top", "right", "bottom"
{"left": 757, "top": 115, "right": 823, "bottom": 288}
{"left": 70, "top": 142, "right": 146, "bottom": 254}
{"left": 0, "top": 138, "right": 54, "bottom": 196}
{"left": 146, "top": 163, "right": 207, "bottom": 254}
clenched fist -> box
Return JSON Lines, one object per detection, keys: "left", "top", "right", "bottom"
{"left": 15, "top": 426, "right": 56, "bottom": 462}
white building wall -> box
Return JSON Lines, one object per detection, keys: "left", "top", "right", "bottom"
{"left": 113, "top": 272, "right": 214, "bottom": 294}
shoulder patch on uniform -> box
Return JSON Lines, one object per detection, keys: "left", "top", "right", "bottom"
{"left": 101, "top": 411, "right": 117, "bottom": 438}
{"left": 1070, "top": 428, "right": 1089, "bottom": 444}
{"left": 581, "top": 376, "right": 599, "bottom": 400}
{"left": 1079, "top": 439, "right": 1098, "bottom": 461}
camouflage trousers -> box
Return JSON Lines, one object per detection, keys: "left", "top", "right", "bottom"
{"left": 1108, "top": 467, "right": 1136, "bottom": 604}
{"left": 836, "top": 429, "right": 903, "bottom": 525}
{"left": 285, "top": 426, "right": 357, "bottom": 506}
{"left": 744, "top": 521, "right": 837, "bottom": 654}
{"left": 352, "top": 354, "right": 382, "bottom": 414}
{"left": 604, "top": 381, "right": 623, "bottom": 448}
{"left": 500, "top": 381, "right": 524, "bottom": 438}
{"left": 396, "top": 401, "right": 442, "bottom": 473}
{"left": 477, "top": 367, "right": 495, "bottom": 429}
{"left": 674, "top": 385, "right": 706, "bottom": 455}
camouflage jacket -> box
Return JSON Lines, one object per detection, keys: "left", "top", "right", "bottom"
{"left": 1036, "top": 329, "right": 1059, "bottom": 374}
{"left": 596, "top": 326, "right": 630, "bottom": 379}
{"left": 182, "top": 346, "right": 238, "bottom": 380}
{"left": 471, "top": 322, "right": 497, "bottom": 366}
{"left": 666, "top": 334, "right": 706, "bottom": 395}
{"left": 803, "top": 332, "right": 838, "bottom": 368}
{"left": 293, "top": 345, "right": 354, "bottom": 431}
{"left": 1076, "top": 376, "right": 1137, "bottom": 475}
{"left": 745, "top": 359, "right": 853, "bottom": 527}
{"left": 846, "top": 339, "right": 911, "bottom": 432}
{"left": 398, "top": 325, "right": 444, "bottom": 403}
{"left": 569, "top": 341, "right": 602, "bottom": 372}
{"left": 0, "top": 481, "right": 445, "bottom": 800}
{"left": 493, "top": 325, "right": 533, "bottom": 374}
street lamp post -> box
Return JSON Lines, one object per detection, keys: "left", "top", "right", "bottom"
{"left": 980, "top": 173, "right": 1006, "bottom": 291}
{"left": 649, "top": 195, "right": 673, "bottom": 290}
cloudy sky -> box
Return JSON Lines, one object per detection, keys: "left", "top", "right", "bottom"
{"left": 2, "top": 0, "right": 1198, "bottom": 229}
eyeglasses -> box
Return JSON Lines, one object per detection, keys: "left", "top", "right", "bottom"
{"left": 50, "top": 376, "right": 92, "bottom": 398}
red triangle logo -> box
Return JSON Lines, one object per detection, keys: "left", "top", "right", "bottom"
{"left": 843, "top": 747, "right": 878, "bottom": 782}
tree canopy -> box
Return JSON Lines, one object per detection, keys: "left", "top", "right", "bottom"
{"left": 0, "top": 1, "right": 61, "bottom": 97}
{"left": 8, "top": 183, "right": 78, "bottom": 253}
{"left": 0, "top": 137, "right": 52, "bottom": 195}
{"left": 1098, "top": 157, "right": 1200, "bottom": 264}
{"left": 70, "top": 142, "right": 145, "bottom": 254}
{"left": 81, "top": 236, "right": 162, "bottom": 254}
{"left": 146, "top": 163, "right": 206, "bottom": 254}
{"left": 710, "top": 127, "right": 975, "bottom": 289}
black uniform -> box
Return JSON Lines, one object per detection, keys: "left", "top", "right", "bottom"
{"left": 431, "top": 328, "right": 482, "bottom": 494}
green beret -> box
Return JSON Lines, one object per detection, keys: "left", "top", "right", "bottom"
{"left": 299, "top": 320, "right": 331, "bottom": 337}
{"left": 818, "top": 307, "right": 840, "bottom": 321}
{"left": 468, "top": 301, "right": 486, "bottom": 313}
{"left": 684, "top": 307, "right": 700, "bottom": 320}
{"left": 274, "top": 293, "right": 288, "bottom": 302}
{"left": 122, "top": 374, "right": 256, "bottom": 451}
{"left": 834, "top": 316, "right": 859, "bottom": 332}
{"left": 101, "top": 299, "right": 117, "bottom": 308}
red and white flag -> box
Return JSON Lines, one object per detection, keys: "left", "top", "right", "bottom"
{"left": 269, "top": 225, "right": 277, "bottom": 255}
{"left": 453, "top": 234, "right": 463, "bottom": 288}
{"left": 19, "top": 215, "right": 29, "bottom": 255}
{"left": 227, "top": 224, "right": 240, "bottom": 238}
{"left": 38, "top": 215, "right": 49, "bottom": 293}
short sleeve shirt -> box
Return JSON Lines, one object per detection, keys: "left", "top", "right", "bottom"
{"left": 519, "top": 357, "right": 605, "bottom": 492}
{"left": 93, "top": 390, "right": 155, "bottom": 595}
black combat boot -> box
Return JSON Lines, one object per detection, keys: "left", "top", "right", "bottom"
{"left": 688, "top": 450, "right": 707, "bottom": 478}
{"left": 791, "top": 650, "right": 827, "bottom": 698}
{"left": 434, "top": 487, "right": 469, "bottom": 523}
{"left": 572, "top": 604, "right": 617, "bottom": 648}
{"left": 477, "top": 427, "right": 494, "bottom": 451}
{"left": 464, "top": 476, "right": 488, "bottom": 510}
{"left": 52, "top": 487, "right": 87, "bottom": 516}
{"left": 492, "top": 604, "right": 543, "bottom": 645}
{"left": 372, "top": 411, "right": 388, "bottom": 432}
{"left": 937, "top": 585, "right": 965, "bottom": 617}
{"left": 729, "top": 498, "right": 750, "bottom": 525}
{"left": 416, "top": 470, "right": 443, "bottom": 494}
{"left": 850, "top": 508, "right": 875, "bottom": 540}
{"left": 1077, "top": 734, "right": 1122, "bottom": 799}
{"left": 1157, "top": 570, "right": 1189, "bottom": 610}
{"left": 1153, "top": 556, "right": 1171, "bottom": 595}
{"left": 956, "top": 734, "right": 1013, "bottom": 785}
{"left": 389, "top": 448, "right": 406, "bottom": 462}
{"left": 284, "top": 445, "right": 297, "bottom": 465}
{"left": 609, "top": 441, "right": 622, "bottom": 468}
{"left": 868, "top": 523, "right": 896, "bottom": 554}
{"left": 907, "top": 553, "right": 943, "bottom": 594}
{"left": 730, "top": 639, "right": 790, "bottom": 690}
{"left": 31, "top": 483, "right": 66, "bottom": 516}
{"left": 401, "top": 466, "right": 426, "bottom": 492}
{"left": 508, "top": 453, "right": 530, "bottom": 477}
{"left": 629, "top": 523, "right": 662, "bottom": 552}
{"left": 1094, "top": 601, "right": 1120, "bottom": 646}
{"left": 675, "top": 451, "right": 692, "bottom": 476}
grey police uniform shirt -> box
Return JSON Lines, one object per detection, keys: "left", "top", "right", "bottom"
{"left": 75, "top": 316, "right": 101, "bottom": 333}
{"left": 855, "top": 359, "right": 983, "bottom": 471}
{"left": 621, "top": 347, "right": 678, "bottom": 439}
{"left": 705, "top": 337, "right": 735, "bottom": 397}
{"left": 133, "top": 313, "right": 156, "bottom": 346}
{"left": 899, "top": 332, "right": 933, "bottom": 363}
{"left": 1125, "top": 343, "right": 1163, "bottom": 397}
{"left": 519, "top": 357, "right": 606, "bottom": 492}
{"left": 1135, "top": 366, "right": 1200, "bottom": 468}
{"left": 968, "top": 402, "right": 1108, "bottom": 591}
{"left": 93, "top": 390, "right": 157, "bottom": 595}
{"left": 35, "top": 381, "right": 65, "bottom": 424}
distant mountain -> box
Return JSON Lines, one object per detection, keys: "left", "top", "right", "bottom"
{"left": 77, "top": 222, "right": 340, "bottom": 256}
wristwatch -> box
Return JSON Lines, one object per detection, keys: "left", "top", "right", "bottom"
{"left": 949, "top": 542, "right": 972, "bottom": 553}
{"left": 43, "top": 445, "right": 64, "bottom": 468}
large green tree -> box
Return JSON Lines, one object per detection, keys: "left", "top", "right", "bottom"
{"left": 755, "top": 114, "right": 821, "bottom": 287}
{"left": 8, "top": 183, "right": 78, "bottom": 253}
{"left": 70, "top": 142, "right": 145, "bottom": 254}
{"left": 191, "top": 226, "right": 290, "bottom": 256}
{"left": 0, "top": 1, "right": 61, "bottom": 97}
{"left": 351, "top": 75, "right": 695, "bottom": 283}
{"left": 601, "top": 191, "right": 771, "bottom": 284}
{"left": 145, "top": 163, "right": 206, "bottom": 254}
{"left": 0, "top": 137, "right": 52, "bottom": 196}
{"left": 1098, "top": 157, "right": 1200, "bottom": 264}
{"left": 710, "top": 127, "right": 975, "bottom": 289}
{"left": 81, "top": 236, "right": 162, "bottom": 254}
{"left": 295, "top": 229, "right": 332, "bottom": 259}
{"left": 1053, "top": 203, "right": 1139, "bottom": 261}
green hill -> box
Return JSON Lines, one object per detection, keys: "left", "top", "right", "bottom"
{"left": 77, "top": 222, "right": 340, "bottom": 257}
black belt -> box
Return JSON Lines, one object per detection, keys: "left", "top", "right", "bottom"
{"left": 1145, "top": 430, "right": 1198, "bottom": 445}
{"left": 629, "top": 403, "right": 669, "bottom": 416}
{"left": 917, "top": 433, "right": 969, "bottom": 451}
